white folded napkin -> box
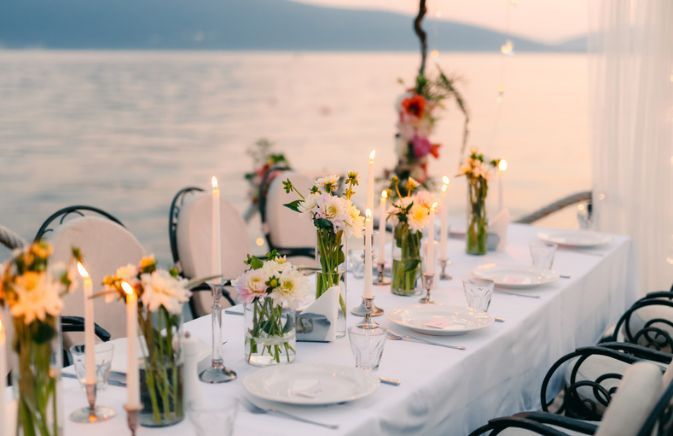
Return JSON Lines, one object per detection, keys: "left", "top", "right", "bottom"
{"left": 298, "top": 286, "right": 339, "bottom": 342}
{"left": 491, "top": 208, "right": 511, "bottom": 252}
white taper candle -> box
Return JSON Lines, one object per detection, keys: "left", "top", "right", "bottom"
{"left": 211, "top": 176, "right": 222, "bottom": 280}
{"left": 366, "top": 150, "right": 376, "bottom": 212}
{"left": 77, "top": 262, "right": 96, "bottom": 385}
{"left": 377, "top": 190, "right": 387, "bottom": 263}
{"left": 0, "top": 318, "right": 6, "bottom": 436}
{"left": 121, "top": 281, "right": 140, "bottom": 409}
{"left": 363, "top": 209, "right": 374, "bottom": 299}
{"left": 438, "top": 177, "right": 450, "bottom": 259}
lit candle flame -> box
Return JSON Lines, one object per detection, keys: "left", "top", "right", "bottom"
{"left": 368, "top": 150, "right": 376, "bottom": 163}
{"left": 211, "top": 176, "right": 219, "bottom": 189}
{"left": 76, "top": 262, "right": 89, "bottom": 278}
{"left": 431, "top": 202, "right": 439, "bottom": 211}
{"left": 365, "top": 208, "right": 372, "bottom": 221}
{"left": 442, "top": 175, "right": 450, "bottom": 185}
{"left": 0, "top": 319, "right": 4, "bottom": 336}
{"left": 498, "top": 159, "right": 509, "bottom": 172}
{"left": 121, "top": 281, "right": 134, "bottom": 296}
{"left": 441, "top": 184, "right": 449, "bottom": 193}
{"left": 381, "top": 190, "right": 388, "bottom": 199}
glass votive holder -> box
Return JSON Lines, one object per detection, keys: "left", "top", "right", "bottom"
{"left": 463, "top": 278, "right": 495, "bottom": 314}
{"left": 529, "top": 240, "right": 558, "bottom": 270}
{"left": 69, "top": 342, "right": 114, "bottom": 390}
{"left": 348, "top": 324, "right": 386, "bottom": 371}
{"left": 188, "top": 398, "right": 238, "bottom": 436}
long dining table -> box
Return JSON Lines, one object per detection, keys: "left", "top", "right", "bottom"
{"left": 58, "top": 224, "right": 636, "bottom": 435}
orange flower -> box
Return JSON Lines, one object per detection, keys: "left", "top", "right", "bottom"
{"left": 430, "top": 143, "right": 441, "bottom": 159}
{"left": 401, "top": 94, "right": 426, "bottom": 118}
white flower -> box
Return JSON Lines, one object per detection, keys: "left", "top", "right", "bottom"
{"left": 407, "top": 204, "right": 430, "bottom": 233}
{"left": 300, "top": 192, "right": 321, "bottom": 214}
{"left": 140, "top": 270, "right": 190, "bottom": 314}
{"left": 344, "top": 203, "right": 364, "bottom": 239}
{"left": 270, "top": 269, "right": 309, "bottom": 309}
{"left": 414, "top": 190, "right": 434, "bottom": 209}
{"left": 115, "top": 264, "right": 139, "bottom": 283}
{"left": 317, "top": 195, "right": 348, "bottom": 227}
{"left": 234, "top": 268, "right": 268, "bottom": 304}
{"left": 315, "top": 175, "right": 339, "bottom": 193}
{"left": 10, "top": 272, "right": 63, "bottom": 324}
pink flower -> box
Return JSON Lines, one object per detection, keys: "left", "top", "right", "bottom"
{"left": 412, "top": 135, "right": 432, "bottom": 158}
{"left": 233, "top": 270, "right": 267, "bottom": 304}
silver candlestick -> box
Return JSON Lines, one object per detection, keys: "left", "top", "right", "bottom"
{"left": 199, "top": 282, "right": 237, "bottom": 383}
{"left": 356, "top": 297, "right": 378, "bottom": 329}
{"left": 419, "top": 273, "right": 435, "bottom": 304}
{"left": 373, "top": 262, "right": 391, "bottom": 286}
{"left": 124, "top": 404, "right": 140, "bottom": 436}
{"left": 70, "top": 382, "right": 116, "bottom": 423}
{"left": 439, "top": 258, "right": 452, "bottom": 281}
{"left": 351, "top": 293, "right": 384, "bottom": 317}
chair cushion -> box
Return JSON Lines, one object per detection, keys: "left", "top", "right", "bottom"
{"left": 499, "top": 425, "right": 585, "bottom": 435}
{"left": 596, "top": 362, "right": 663, "bottom": 436}
{"left": 265, "top": 171, "right": 316, "bottom": 250}
{"left": 625, "top": 305, "right": 673, "bottom": 352}
{"left": 48, "top": 216, "right": 145, "bottom": 340}
{"left": 176, "top": 193, "right": 249, "bottom": 316}
{"left": 563, "top": 355, "right": 632, "bottom": 414}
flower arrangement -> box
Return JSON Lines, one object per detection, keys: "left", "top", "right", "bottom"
{"left": 283, "top": 172, "right": 363, "bottom": 337}
{"left": 245, "top": 138, "right": 291, "bottom": 206}
{"left": 458, "top": 149, "right": 500, "bottom": 255}
{"left": 102, "top": 255, "right": 190, "bottom": 426}
{"left": 386, "top": 177, "right": 433, "bottom": 295}
{"left": 0, "top": 241, "right": 79, "bottom": 436}
{"left": 234, "top": 251, "right": 309, "bottom": 365}
{"left": 393, "top": 72, "right": 469, "bottom": 189}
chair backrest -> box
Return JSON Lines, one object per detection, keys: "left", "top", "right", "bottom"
{"left": 175, "top": 192, "right": 249, "bottom": 317}
{"left": 613, "top": 292, "right": 673, "bottom": 353}
{"left": 46, "top": 215, "right": 145, "bottom": 340}
{"left": 263, "top": 171, "right": 316, "bottom": 251}
{"left": 596, "top": 362, "right": 663, "bottom": 436}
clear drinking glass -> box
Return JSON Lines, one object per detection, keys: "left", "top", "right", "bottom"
{"left": 463, "top": 278, "right": 494, "bottom": 314}
{"left": 188, "top": 398, "right": 238, "bottom": 436}
{"left": 529, "top": 240, "right": 558, "bottom": 270}
{"left": 348, "top": 248, "right": 365, "bottom": 279}
{"left": 69, "top": 342, "right": 114, "bottom": 390}
{"left": 348, "top": 325, "right": 386, "bottom": 371}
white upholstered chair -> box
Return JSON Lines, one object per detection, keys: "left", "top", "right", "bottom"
{"left": 172, "top": 190, "right": 249, "bottom": 317}
{"left": 261, "top": 171, "right": 316, "bottom": 265}
{"left": 473, "top": 361, "right": 667, "bottom": 435}
{"left": 40, "top": 210, "right": 145, "bottom": 341}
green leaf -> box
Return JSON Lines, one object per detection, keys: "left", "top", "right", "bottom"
{"left": 313, "top": 218, "right": 333, "bottom": 230}
{"left": 245, "top": 255, "right": 264, "bottom": 270}
{"left": 282, "top": 179, "right": 294, "bottom": 194}
{"left": 283, "top": 200, "right": 303, "bottom": 212}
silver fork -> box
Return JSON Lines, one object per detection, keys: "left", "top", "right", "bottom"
{"left": 386, "top": 331, "right": 466, "bottom": 350}
{"left": 241, "top": 398, "right": 339, "bottom": 430}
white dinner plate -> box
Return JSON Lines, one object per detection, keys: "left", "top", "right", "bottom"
{"left": 242, "top": 363, "right": 379, "bottom": 406}
{"left": 537, "top": 230, "right": 612, "bottom": 248}
{"left": 472, "top": 264, "right": 559, "bottom": 289}
{"left": 388, "top": 304, "right": 494, "bottom": 336}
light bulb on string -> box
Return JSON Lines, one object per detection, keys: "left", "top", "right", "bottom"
{"left": 500, "top": 40, "right": 514, "bottom": 55}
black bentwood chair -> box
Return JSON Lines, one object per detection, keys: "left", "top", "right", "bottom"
{"left": 470, "top": 361, "right": 672, "bottom": 436}
{"left": 537, "top": 343, "right": 671, "bottom": 421}
{"left": 35, "top": 205, "right": 145, "bottom": 341}
{"left": 169, "top": 187, "right": 248, "bottom": 318}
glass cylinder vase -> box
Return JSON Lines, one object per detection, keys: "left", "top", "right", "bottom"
{"left": 315, "top": 228, "right": 347, "bottom": 338}
{"left": 138, "top": 309, "right": 184, "bottom": 427}
{"left": 391, "top": 222, "right": 422, "bottom": 296}
{"left": 244, "top": 299, "right": 297, "bottom": 366}
{"left": 466, "top": 178, "right": 488, "bottom": 255}
{"left": 10, "top": 315, "right": 63, "bottom": 436}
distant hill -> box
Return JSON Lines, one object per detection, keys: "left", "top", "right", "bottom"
{"left": 0, "top": 0, "right": 584, "bottom": 51}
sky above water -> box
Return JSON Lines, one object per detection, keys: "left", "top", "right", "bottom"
{"left": 297, "top": 0, "right": 587, "bottom": 43}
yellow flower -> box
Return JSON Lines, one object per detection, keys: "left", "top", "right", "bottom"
{"left": 11, "top": 271, "right": 62, "bottom": 324}
{"left": 139, "top": 255, "right": 156, "bottom": 270}
{"left": 408, "top": 204, "right": 430, "bottom": 233}
{"left": 30, "top": 241, "right": 53, "bottom": 259}
{"left": 276, "top": 256, "right": 287, "bottom": 264}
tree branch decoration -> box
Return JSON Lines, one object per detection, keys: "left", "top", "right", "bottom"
{"left": 391, "top": 0, "right": 471, "bottom": 190}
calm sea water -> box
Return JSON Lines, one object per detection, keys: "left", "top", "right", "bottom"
{"left": 0, "top": 51, "right": 590, "bottom": 262}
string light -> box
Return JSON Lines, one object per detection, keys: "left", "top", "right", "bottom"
{"left": 500, "top": 40, "right": 514, "bottom": 55}
{"left": 431, "top": 49, "right": 440, "bottom": 59}
{"left": 255, "top": 237, "right": 265, "bottom": 247}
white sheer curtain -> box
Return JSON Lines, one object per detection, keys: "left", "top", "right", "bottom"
{"left": 590, "top": 0, "right": 673, "bottom": 291}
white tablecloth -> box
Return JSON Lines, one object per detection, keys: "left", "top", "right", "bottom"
{"left": 58, "top": 224, "right": 636, "bottom": 435}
